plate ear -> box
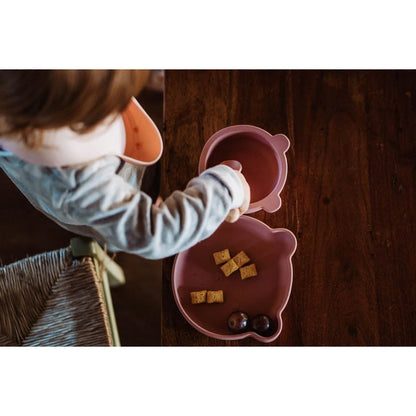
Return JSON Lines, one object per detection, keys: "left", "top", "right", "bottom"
{"left": 262, "top": 193, "right": 282, "bottom": 213}
{"left": 274, "top": 229, "right": 298, "bottom": 256}
{"left": 272, "top": 134, "right": 290, "bottom": 152}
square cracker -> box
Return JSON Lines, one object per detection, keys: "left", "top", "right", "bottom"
{"left": 220, "top": 259, "right": 239, "bottom": 277}
{"left": 207, "top": 290, "right": 224, "bottom": 303}
{"left": 213, "top": 249, "right": 231, "bottom": 265}
{"left": 240, "top": 264, "right": 258, "bottom": 280}
{"left": 190, "top": 290, "right": 207, "bottom": 304}
{"left": 232, "top": 251, "right": 251, "bottom": 268}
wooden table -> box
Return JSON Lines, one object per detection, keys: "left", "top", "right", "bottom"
{"left": 161, "top": 70, "right": 416, "bottom": 346}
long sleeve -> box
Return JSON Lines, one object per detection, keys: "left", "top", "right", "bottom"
{"left": 62, "top": 159, "right": 244, "bottom": 259}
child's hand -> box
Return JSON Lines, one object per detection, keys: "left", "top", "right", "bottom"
{"left": 225, "top": 170, "right": 250, "bottom": 223}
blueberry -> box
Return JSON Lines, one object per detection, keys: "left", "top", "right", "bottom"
{"left": 227, "top": 311, "right": 249, "bottom": 333}
{"left": 251, "top": 314, "right": 271, "bottom": 335}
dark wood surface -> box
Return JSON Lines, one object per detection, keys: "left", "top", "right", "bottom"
{"left": 161, "top": 70, "right": 416, "bottom": 346}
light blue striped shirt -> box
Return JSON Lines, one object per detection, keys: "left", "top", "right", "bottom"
{"left": 0, "top": 150, "right": 244, "bottom": 259}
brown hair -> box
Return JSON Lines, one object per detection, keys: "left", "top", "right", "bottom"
{"left": 0, "top": 70, "right": 149, "bottom": 148}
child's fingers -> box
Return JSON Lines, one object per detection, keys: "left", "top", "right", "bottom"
{"left": 225, "top": 208, "right": 240, "bottom": 223}
{"left": 233, "top": 170, "right": 251, "bottom": 214}
{"left": 222, "top": 168, "right": 251, "bottom": 223}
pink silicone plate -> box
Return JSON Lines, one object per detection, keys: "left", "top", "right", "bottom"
{"left": 172, "top": 216, "right": 297, "bottom": 343}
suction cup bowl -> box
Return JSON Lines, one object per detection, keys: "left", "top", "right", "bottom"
{"left": 199, "top": 125, "right": 290, "bottom": 213}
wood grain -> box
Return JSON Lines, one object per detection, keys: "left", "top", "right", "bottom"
{"left": 162, "top": 70, "right": 416, "bottom": 346}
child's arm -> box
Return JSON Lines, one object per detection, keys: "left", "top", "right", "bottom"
{"left": 62, "top": 157, "right": 246, "bottom": 259}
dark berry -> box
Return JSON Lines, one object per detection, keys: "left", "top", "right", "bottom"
{"left": 251, "top": 314, "right": 271, "bottom": 335}
{"left": 227, "top": 311, "right": 249, "bottom": 333}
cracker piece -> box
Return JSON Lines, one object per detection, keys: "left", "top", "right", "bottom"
{"left": 232, "top": 251, "right": 251, "bottom": 268}
{"left": 213, "top": 249, "right": 231, "bottom": 265}
{"left": 207, "top": 290, "right": 224, "bottom": 303}
{"left": 240, "top": 264, "right": 258, "bottom": 280}
{"left": 220, "top": 259, "right": 239, "bottom": 277}
{"left": 190, "top": 290, "right": 207, "bottom": 304}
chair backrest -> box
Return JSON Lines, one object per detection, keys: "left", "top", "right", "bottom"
{"left": 0, "top": 248, "right": 112, "bottom": 346}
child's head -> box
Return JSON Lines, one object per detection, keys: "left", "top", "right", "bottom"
{"left": 0, "top": 70, "right": 149, "bottom": 147}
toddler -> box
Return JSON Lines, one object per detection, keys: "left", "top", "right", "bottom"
{"left": 0, "top": 70, "right": 250, "bottom": 259}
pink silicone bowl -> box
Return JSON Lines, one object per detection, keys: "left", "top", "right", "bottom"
{"left": 172, "top": 216, "right": 297, "bottom": 343}
{"left": 199, "top": 125, "right": 290, "bottom": 213}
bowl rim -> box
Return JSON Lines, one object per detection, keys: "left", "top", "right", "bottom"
{"left": 171, "top": 215, "right": 297, "bottom": 343}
